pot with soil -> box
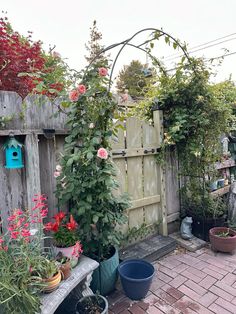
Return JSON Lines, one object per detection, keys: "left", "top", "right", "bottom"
{"left": 75, "top": 294, "right": 108, "bottom": 314}
{"left": 209, "top": 227, "right": 236, "bottom": 253}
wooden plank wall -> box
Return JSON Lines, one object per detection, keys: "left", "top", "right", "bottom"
{"left": 0, "top": 92, "right": 67, "bottom": 232}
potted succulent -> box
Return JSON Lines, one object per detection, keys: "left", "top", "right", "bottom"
{"left": 44, "top": 211, "right": 83, "bottom": 267}
{"left": 76, "top": 294, "right": 108, "bottom": 314}
{"left": 56, "top": 62, "right": 130, "bottom": 295}
{"left": 209, "top": 227, "right": 236, "bottom": 253}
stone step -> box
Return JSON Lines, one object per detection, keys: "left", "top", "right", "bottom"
{"left": 119, "top": 234, "right": 176, "bottom": 262}
{"left": 169, "top": 232, "right": 207, "bottom": 252}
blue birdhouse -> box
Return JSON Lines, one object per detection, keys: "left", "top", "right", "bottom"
{"left": 3, "top": 136, "right": 24, "bottom": 169}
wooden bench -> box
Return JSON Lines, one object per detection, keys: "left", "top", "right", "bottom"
{"left": 40, "top": 256, "right": 99, "bottom": 314}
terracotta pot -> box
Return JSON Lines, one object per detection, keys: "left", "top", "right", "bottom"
{"left": 209, "top": 227, "right": 236, "bottom": 253}
{"left": 53, "top": 245, "right": 78, "bottom": 267}
{"left": 42, "top": 271, "right": 61, "bottom": 293}
{"left": 60, "top": 261, "right": 71, "bottom": 280}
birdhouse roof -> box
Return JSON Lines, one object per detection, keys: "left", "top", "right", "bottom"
{"left": 3, "top": 137, "right": 23, "bottom": 149}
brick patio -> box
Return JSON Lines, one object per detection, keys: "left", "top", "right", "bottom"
{"left": 108, "top": 246, "right": 236, "bottom": 314}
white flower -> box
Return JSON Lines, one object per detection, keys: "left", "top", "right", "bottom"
{"left": 89, "top": 123, "right": 95, "bottom": 129}
{"left": 56, "top": 165, "right": 62, "bottom": 172}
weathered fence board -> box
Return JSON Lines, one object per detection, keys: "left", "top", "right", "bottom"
{"left": 0, "top": 92, "right": 68, "bottom": 232}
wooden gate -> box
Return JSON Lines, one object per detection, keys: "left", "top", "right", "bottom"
{"left": 112, "top": 110, "right": 167, "bottom": 239}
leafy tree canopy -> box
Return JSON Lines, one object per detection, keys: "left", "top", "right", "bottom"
{"left": 116, "top": 60, "right": 153, "bottom": 99}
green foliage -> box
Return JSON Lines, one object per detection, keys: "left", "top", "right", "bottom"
{"left": 56, "top": 62, "right": 130, "bottom": 261}
{"left": 0, "top": 249, "right": 41, "bottom": 314}
{"left": 116, "top": 60, "right": 153, "bottom": 99}
{"left": 0, "top": 197, "right": 58, "bottom": 313}
{"left": 134, "top": 57, "right": 236, "bottom": 218}
{"left": 135, "top": 58, "right": 236, "bottom": 175}
{"left": 181, "top": 178, "right": 227, "bottom": 218}
{"left": 0, "top": 115, "right": 13, "bottom": 128}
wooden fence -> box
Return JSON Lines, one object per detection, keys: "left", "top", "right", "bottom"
{"left": 0, "top": 91, "right": 179, "bottom": 237}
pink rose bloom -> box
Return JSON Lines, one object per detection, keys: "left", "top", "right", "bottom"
{"left": 98, "top": 67, "right": 108, "bottom": 76}
{"left": 97, "top": 148, "right": 108, "bottom": 160}
{"left": 69, "top": 90, "right": 80, "bottom": 102}
{"left": 54, "top": 171, "right": 61, "bottom": 178}
{"left": 77, "top": 84, "right": 87, "bottom": 94}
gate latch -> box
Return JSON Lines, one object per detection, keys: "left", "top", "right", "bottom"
{"left": 112, "top": 150, "right": 126, "bottom": 156}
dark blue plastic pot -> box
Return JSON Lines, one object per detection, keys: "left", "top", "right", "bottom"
{"left": 118, "top": 259, "right": 155, "bottom": 300}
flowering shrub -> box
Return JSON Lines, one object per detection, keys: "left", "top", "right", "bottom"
{"left": 56, "top": 62, "right": 130, "bottom": 260}
{"left": 0, "top": 16, "right": 69, "bottom": 98}
{"left": 44, "top": 212, "right": 83, "bottom": 255}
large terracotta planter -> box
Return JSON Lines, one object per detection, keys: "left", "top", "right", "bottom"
{"left": 42, "top": 271, "right": 61, "bottom": 293}
{"left": 209, "top": 227, "right": 236, "bottom": 253}
{"left": 54, "top": 245, "right": 78, "bottom": 267}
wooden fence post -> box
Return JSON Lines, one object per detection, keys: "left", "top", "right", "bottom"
{"left": 25, "top": 133, "right": 41, "bottom": 214}
{"left": 153, "top": 110, "right": 168, "bottom": 236}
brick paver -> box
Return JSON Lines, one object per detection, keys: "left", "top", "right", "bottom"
{"left": 108, "top": 247, "right": 236, "bottom": 313}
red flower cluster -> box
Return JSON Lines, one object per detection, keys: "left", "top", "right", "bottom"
{"left": 44, "top": 212, "right": 77, "bottom": 233}
{"left": 0, "top": 194, "right": 48, "bottom": 253}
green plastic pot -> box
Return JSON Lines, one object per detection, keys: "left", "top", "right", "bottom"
{"left": 91, "top": 246, "right": 119, "bottom": 296}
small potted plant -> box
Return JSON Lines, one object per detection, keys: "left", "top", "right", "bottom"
{"left": 44, "top": 212, "right": 83, "bottom": 267}
{"left": 76, "top": 294, "right": 108, "bottom": 314}
{"left": 55, "top": 252, "right": 71, "bottom": 280}
{"left": 32, "top": 257, "right": 61, "bottom": 293}
{"left": 209, "top": 227, "right": 236, "bottom": 253}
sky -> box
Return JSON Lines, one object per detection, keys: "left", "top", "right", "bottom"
{"left": 2, "top": 0, "right": 236, "bottom": 84}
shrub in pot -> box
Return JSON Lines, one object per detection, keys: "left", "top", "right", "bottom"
{"left": 56, "top": 62, "right": 130, "bottom": 295}
{"left": 182, "top": 182, "right": 227, "bottom": 241}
